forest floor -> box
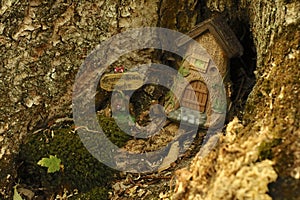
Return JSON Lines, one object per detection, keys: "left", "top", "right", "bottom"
{"left": 109, "top": 127, "right": 206, "bottom": 200}
{"left": 15, "top": 111, "right": 208, "bottom": 200}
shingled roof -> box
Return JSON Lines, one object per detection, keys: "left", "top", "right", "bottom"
{"left": 177, "top": 15, "right": 244, "bottom": 58}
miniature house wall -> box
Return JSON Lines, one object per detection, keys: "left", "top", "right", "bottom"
{"left": 167, "top": 16, "right": 243, "bottom": 127}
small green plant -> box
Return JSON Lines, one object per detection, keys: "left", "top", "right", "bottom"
{"left": 178, "top": 56, "right": 190, "bottom": 77}
{"left": 178, "top": 65, "right": 190, "bottom": 77}
{"left": 13, "top": 185, "right": 23, "bottom": 200}
{"left": 165, "top": 55, "right": 191, "bottom": 109}
{"left": 37, "top": 155, "right": 62, "bottom": 173}
{"left": 164, "top": 91, "right": 176, "bottom": 109}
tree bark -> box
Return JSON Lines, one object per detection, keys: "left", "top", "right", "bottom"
{"left": 173, "top": 0, "right": 300, "bottom": 199}
{"left": 0, "top": 0, "right": 160, "bottom": 197}
{"left": 0, "top": 0, "right": 299, "bottom": 198}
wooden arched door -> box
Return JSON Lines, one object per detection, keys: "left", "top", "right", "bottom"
{"left": 181, "top": 81, "right": 208, "bottom": 113}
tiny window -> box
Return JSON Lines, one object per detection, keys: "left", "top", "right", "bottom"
{"left": 190, "top": 56, "right": 209, "bottom": 73}
{"left": 195, "top": 59, "right": 206, "bottom": 71}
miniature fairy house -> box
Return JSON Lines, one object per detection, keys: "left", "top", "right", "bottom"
{"left": 167, "top": 16, "right": 243, "bottom": 127}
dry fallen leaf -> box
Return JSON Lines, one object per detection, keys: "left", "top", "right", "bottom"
{"left": 158, "top": 141, "right": 180, "bottom": 172}
{"left": 18, "top": 187, "right": 34, "bottom": 200}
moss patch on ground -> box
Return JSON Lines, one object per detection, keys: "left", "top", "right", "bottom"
{"left": 17, "top": 122, "right": 117, "bottom": 199}
{"left": 69, "top": 186, "right": 109, "bottom": 200}
{"left": 98, "top": 114, "right": 133, "bottom": 147}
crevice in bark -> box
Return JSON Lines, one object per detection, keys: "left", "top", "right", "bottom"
{"left": 156, "top": 0, "right": 164, "bottom": 27}
{"left": 228, "top": 20, "right": 257, "bottom": 121}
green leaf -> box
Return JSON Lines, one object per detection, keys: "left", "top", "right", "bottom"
{"left": 13, "top": 185, "right": 23, "bottom": 200}
{"left": 37, "top": 155, "right": 61, "bottom": 173}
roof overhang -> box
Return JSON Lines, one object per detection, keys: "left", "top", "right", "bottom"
{"left": 176, "top": 15, "right": 244, "bottom": 58}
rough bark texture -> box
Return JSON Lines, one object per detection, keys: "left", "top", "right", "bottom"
{"left": 0, "top": 0, "right": 159, "bottom": 198}
{"left": 173, "top": 0, "right": 300, "bottom": 199}
{"left": 0, "top": 0, "right": 199, "bottom": 197}
{"left": 0, "top": 0, "right": 299, "bottom": 199}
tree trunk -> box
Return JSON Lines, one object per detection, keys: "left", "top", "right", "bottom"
{"left": 173, "top": 0, "right": 300, "bottom": 199}
{"left": 0, "top": 0, "right": 299, "bottom": 199}
{"left": 0, "top": 0, "right": 199, "bottom": 197}
{"left": 0, "top": 0, "right": 160, "bottom": 197}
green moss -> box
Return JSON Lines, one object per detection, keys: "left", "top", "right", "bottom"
{"left": 178, "top": 65, "right": 190, "bottom": 77}
{"left": 17, "top": 113, "right": 136, "bottom": 197}
{"left": 98, "top": 114, "right": 133, "bottom": 147}
{"left": 69, "top": 186, "right": 109, "bottom": 200}
{"left": 17, "top": 123, "right": 116, "bottom": 196}
{"left": 258, "top": 138, "right": 282, "bottom": 161}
